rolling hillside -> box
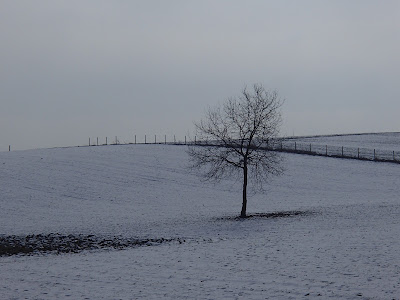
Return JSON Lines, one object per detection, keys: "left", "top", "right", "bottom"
{"left": 1, "top": 139, "right": 399, "bottom": 299}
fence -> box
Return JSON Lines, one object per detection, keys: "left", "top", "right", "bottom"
{"left": 84, "top": 135, "right": 400, "bottom": 164}
{"left": 87, "top": 135, "right": 191, "bottom": 146}
{"left": 270, "top": 140, "right": 400, "bottom": 164}
{"left": 186, "top": 139, "right": 400, "bottom": 164}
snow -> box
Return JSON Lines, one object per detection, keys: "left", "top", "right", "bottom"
{"left": 1, "top": 142, "right": 400, "bottom": 299}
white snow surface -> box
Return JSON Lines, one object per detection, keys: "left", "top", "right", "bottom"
{"left": 1, "top": 143, "right": 400, "bottom": 299}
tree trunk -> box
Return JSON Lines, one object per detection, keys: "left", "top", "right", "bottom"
{"left": 240, "top": 159, "right": 248, "bottom": 218}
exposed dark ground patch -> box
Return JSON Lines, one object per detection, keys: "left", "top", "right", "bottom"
{"left": 0, "top": 233, "right": 185, "bottom": 256}
{"left": 1, "top": 211, "right": 316, "bottom": 256}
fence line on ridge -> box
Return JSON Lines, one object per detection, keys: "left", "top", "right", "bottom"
{"left": 187, "top": 139, "right": 399, "bottom": 164}
{"left": 84, "top": 135, "right": 400, "bottom": 164}
{"left": 269, "top": 140, "right": 399, "bottom": 164}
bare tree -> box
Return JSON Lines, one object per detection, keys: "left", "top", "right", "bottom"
{"left": 188, "top": 84, "right": 284, "bottom": 218}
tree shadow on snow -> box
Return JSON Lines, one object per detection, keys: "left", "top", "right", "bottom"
{"left": 218, "top": 210, "right": 316, "bottom": 221}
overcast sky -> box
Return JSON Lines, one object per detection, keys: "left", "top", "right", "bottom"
{"left": 1, "top": 1, "right": 399, "bottom": 150}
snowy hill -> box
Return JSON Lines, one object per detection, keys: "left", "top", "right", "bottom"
{"left": 1, "top": 142, "right": 399, "bottom": 299}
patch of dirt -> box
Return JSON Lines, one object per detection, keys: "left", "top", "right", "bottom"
{"left": 0, "top": 233, "right": 185, "bottom": 257}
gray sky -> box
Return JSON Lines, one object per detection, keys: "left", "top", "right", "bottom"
{"left": 1, "top": 1, "right": 399, "bottom": 150}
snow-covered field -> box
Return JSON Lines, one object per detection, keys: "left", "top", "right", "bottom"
{"left": 1, "top": 141, "right": 399, "bottom": 299}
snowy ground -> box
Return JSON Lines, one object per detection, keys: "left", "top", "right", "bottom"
{"left": 1, "top": 142, "right": 399, "bottom": 299}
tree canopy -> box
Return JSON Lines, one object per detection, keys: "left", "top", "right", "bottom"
{"left": 188, "top": 84, "right": 284, "bottom": 217}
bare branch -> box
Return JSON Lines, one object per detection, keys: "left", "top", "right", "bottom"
{"left": 187, "top": 83, "right": 284, "bottom": 217}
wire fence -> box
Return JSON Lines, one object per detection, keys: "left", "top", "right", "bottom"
{"left": 187, "top": 139, "right": 400, "bottom": 164}
{"left": 83, "top": 135, "right": 399, "bottom": 164}
{"left": 272, "top": 140, "right": 400, "bottom": 163}
{"left": 87, "top": 135, "right": 192, "bottom": 147}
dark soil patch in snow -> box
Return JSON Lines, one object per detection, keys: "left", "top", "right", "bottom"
{"left": 220, "top": 210, "right": 316, "bottom": 221}
{"left": 0, "top": 233, "right": 185, "bottom": 256}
